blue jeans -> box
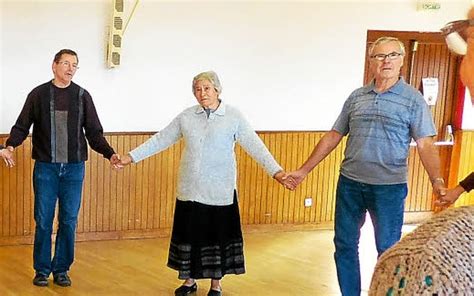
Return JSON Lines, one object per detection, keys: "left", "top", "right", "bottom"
{"left": 334, "top": 174, "right": 407, "bottom": 296}
{"left": 33, "top": 161, "right": 85, "bottom": 276}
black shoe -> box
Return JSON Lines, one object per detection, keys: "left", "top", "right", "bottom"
{"left": 32, "top": 274, "right": 48, "bottom": 287}
{"left": 53, "top": 273, "right": 71, "bottom": 287}
{"left": 174, "top": 282, "right": 197, "bottom": 295}
{"left": 207, "top": 288, "right": 222, "bottom": 296}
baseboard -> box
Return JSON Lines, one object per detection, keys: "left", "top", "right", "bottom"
{"left": 0, "top": 214, "right": 433, "bottom": 247}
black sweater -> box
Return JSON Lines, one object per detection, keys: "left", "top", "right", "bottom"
{"left": 6, "top": 81, "right": 114, "bottom": 162}
{"left": 460, "top": 172, "right": 474, "bottom": 193}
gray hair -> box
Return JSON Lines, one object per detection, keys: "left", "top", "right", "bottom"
{"left": 369, "top": 37, "right": 406, "bottom": 56}
{"left": 192, "top": 71, "right": 222, "bottom": 94}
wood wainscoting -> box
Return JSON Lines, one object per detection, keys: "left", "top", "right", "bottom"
{"left": 453, "top": 130, "right": 474, "bottom": 206}
{"left": 1, "top": 131, "right": 473, "bottom": 245}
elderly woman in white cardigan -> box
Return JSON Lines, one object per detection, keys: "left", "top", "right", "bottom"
{"left": 117, "top": 71, "right": 292, "bottom": 296}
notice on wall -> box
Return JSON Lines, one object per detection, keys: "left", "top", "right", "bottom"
{"left": 422, "top": 78, "right": 439, "bottom": 106}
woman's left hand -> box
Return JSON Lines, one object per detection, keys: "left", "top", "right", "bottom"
{"left": 274, "top": 171, "right": 297, "bottom": 190}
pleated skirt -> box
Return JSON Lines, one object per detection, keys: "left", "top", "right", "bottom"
{"left": 167, "top": 191, "right": 246, "bottom": 279}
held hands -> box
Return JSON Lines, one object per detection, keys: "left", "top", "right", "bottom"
{"left": 274, "top": 171, "right": 295, "bottom": 190}
{"left": 109, "top": 153, "right": 122, "bottom": 170}
{"left": 273, "top": 169, "right": 309, "bottom": 190}
{"left": 431, "top": 178, "right": 449, "bottom": 208}
{"left": 431, "top": 178, "right": 447, "bottom": 196}
{"left": 274, "top": 170, "right": 307, "bottom": 190}
{"left": 1, "top": 146, "right": 15, "bottom": 168}
{"left": 435, "top": 185, "right": 465, "bottom": 208}
{"left": 109, "top": 153, "right": 133, "bottom": 170}
{"left": 280, "top": 169, "right": 308, "bottom": 191}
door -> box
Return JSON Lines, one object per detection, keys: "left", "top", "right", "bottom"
{"left": 364, "top": 30, "right": 461, "bottom": 213}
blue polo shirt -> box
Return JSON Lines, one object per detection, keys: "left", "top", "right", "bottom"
{"left": 332, "top": 78, "right": 436, "bottom": 185}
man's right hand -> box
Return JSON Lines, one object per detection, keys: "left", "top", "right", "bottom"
{"left": 1, "top": 146, "right": 15, "bottom": 168}
{"left": 431, "top": 178, "right": 447, "bottom": 200}
{"left": 110, "top": 153, "right": 122, "bottom": 170}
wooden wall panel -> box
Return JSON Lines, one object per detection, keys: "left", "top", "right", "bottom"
{"left": 455, "top": 131, "right": 474, "bottom": 206}
{"left": 1, "top": 131, "right": 473, "bottom": 245}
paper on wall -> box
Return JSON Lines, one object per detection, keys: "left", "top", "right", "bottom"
{"left": 422, "top": 77, "right": 439, "bottom": 106}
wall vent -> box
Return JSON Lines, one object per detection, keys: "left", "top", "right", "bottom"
{"left": 107, "top": 0, "right": 124, "bottom": 68}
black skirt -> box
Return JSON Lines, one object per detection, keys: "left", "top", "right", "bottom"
{"left": 167, "top": 191, "right": 245, "bottom": 279}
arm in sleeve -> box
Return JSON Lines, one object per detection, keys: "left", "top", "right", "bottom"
{"left": 234, "top": 111, "right": 282, "bottom": 177}
{"left": 331, "top": 95, "right": 352, "bottom": 136}
{"left": 5, "top": 92, "right": 35, "bottom": 148}
{"left": 129, "top": 115, "right": 182, "bottom": 163}
{"left": 83, "top": 91, "right": 115, "bottom": 159}
{"left": 459, "top": 172, "right": 474, "bottom": 193}
{"left": 409, "top": 97, "right": 437, "bottom": 140}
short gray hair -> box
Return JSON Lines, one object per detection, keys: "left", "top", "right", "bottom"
{"left": 369, "top": 37, "right": 406, "bottom": 56}
{"left": 192, "top": 71, "right": 222, "bottom": 94}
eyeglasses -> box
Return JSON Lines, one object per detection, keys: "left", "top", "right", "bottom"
{"left": 57, "top": 61, "right": 80, "bottom": 70}
{"left": 370, "top": 52, "right": 403, "bottom": 61}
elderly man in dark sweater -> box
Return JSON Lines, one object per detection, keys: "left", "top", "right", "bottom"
{"left": 1, "top": 49, "right": 120, "bottom": 287}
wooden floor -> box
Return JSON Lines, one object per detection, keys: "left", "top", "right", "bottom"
{"left": 0, "top": 227, "right": 381, "bottom": 296}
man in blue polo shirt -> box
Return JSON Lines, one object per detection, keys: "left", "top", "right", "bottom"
{"left": 286, "top": 36, "right": 445, "bottom": 296}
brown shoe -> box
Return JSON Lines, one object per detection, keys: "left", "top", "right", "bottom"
{"left": 32, "top": 274, "right": 48, "bottom": 287}
{"left": 53, "top": 273, "right": 71, "bottom": 287}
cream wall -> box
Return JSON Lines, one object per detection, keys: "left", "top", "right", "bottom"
{"left": 462, "top": 91, "right": 474, "bottom": 129}
{"left": 0, "top": 0, "right": 472, "bottom": 133}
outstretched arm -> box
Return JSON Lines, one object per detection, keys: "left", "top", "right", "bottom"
{"left": 285, "top": 130, "right": 343, "bottom": 188}
{"left": 111, "top": 114, "right": 183, "bottom": 173}
{"left": 234, "top": 111, "right": 284, "bottom": 180}
{"left": 416, "top": 136, "right": 446, "bottom": 198}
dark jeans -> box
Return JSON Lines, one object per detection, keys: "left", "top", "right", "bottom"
{"left": 33, "top": 161, "right": 85, "bottom": 276}
{"left": 334, "top": 174, "right": 407, "bottom": 296}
